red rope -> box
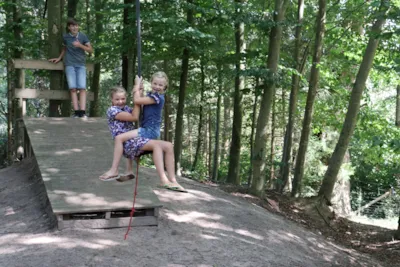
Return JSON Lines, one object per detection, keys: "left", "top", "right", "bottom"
{"left": 124, "top": 157, "right": 140, "bottom": 240}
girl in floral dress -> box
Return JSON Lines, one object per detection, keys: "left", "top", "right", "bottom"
{"left": 100, "top": 85, "right": 186, "bottom": 192}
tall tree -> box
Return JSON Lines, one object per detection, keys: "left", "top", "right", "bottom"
{"left": 174, "top": 0, "right": 194, "bottom": 175}
{"left": 291, "top": 0, "right": 326, "bottom": 195}
{"left": 122, "top": 0, "right": 134, "bottom": 91}
{"left": 396, "top": 84, "right": 400, "bottom": 127}
{"left": 280, "top": 0, "right": 305, "bottom": 196}
{"left": 318, "top": 0, "right": 389, "bottom": 202}
{"left": 192, "top": 60, "right": 205, "bottom": 171}
{"left": 90, "top": 0, "right": 104, "bottom": 117}
{"left": 250, "top": 0, "right": 288, "bottom": 195}
{"left": 248, "top": 78, "right": 259, "bottom": 186}
{"left": 48, "top": 0, "right": 63, "bottom": 117}
{"left": 212, "top": 62, "right": 223, "bottom": 181}
{"left": 227, "top": 0, "right": 245, "bottom": 185}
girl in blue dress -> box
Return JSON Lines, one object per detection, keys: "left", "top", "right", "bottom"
{"left": 100, "top": 83, "right": 185, "bottom": 192}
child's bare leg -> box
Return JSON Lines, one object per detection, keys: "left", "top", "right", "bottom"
{"left": 100, "top": 129, "right": 138, "bottom": 179}
{"left": 141, "top": 141, "right": 170, "bottom": 186}
{"left": 125, "top": 158, "right": 133, "bottom": 175}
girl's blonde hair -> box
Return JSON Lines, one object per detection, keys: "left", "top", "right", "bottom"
{"left": 110, "top": 86, "right": 127, "bottom": 98}
{"left": 151, "top": 71, "right": 169, "bottom": 90}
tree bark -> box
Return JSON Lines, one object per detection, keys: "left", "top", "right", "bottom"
{"left": 250, "top": 0, "right": 288, "bottom": 196}
{"left": 291, "top": 0, "right": 326, "bottom": 195}
{"left": 318, "top": 0, "right": 389, "bottom": 202}
{"left": 212, "top": 63, "right": 222, "bottom": 181}
{"left": 281, "top": 0, "right": 305, "bottom": 195}
{"left": 122, "top": 0, "right": 134, "bottom": 90}
{"left": 89, "top": 0, "right": 104, "bottom": 117}
{"left": 220, "top": 93, "right": 231, "bottom": 165}
{"left": 48, "top": 0, "right": 63, "bottom": 117}
{"left": 192, "top": 61, "right": 205, "bottom": 171}
{"left": 227, "top": 0, "right": 245, "bottom": 185}
{"left": 174, "top": 0, "right": 193, "bottom": 175}
{"left": 248, "top": 78, "right": 259, "bottom": 186}
{"left": 396, "top": 84, "right": 400, "bottom": 127}
{"left": 270, "top": 90, "right": 276, "bottom": 185}
{"left": 67, "top": 0, "right": 78, "bottom": 18}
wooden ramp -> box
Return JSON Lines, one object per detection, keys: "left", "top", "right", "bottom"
{"left": 23, "top": 117, "right": 162, "bottom": 230}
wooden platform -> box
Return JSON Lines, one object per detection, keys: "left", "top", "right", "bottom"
{"left": 23, "top": 117, "right": 162, "bottom": 229}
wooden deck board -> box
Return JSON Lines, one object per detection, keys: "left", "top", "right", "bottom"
{"left": 24, "top": 117, "right": 162, "bottom": 226}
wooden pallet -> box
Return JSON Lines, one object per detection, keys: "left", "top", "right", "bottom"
{"left": 56, "top": 206, "right": 159, "bottom": 229}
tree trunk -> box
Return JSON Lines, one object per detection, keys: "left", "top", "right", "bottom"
{"left": 163, "top": 60, "right": 172, "bottom": 141}
{"left": 282, "top": 0, "right": 304, "bottom": 196}
{"left": 248, "top": 78, "right": 259, "bottom": 186}
{"left": 85, "top": 0, "right": 90, "bottom": 35}
{"left": 318, "top": 0, "right": 388, "bottom": 202}
{"left": 174, "top": 0, "right": 193, "bottom": 176}
{"left": 192, "top": 62, "right": 205, "bottom": 171}
{"left": 220, "top": 93, "right": 231, "bottom": 165}
{"left": 89, "top": 0, "right": 104, "bottom": 117}
{"left": 250, "top": 0, "right": 288, "bottom": 196}
{"left": 396, "top": 84, "right": 400, "bottom": 127}
{"left": 48, "top": 0, "right": 63, "bottom": 117}
{"left": 270, "top": 90, "right": 276, "bottom": 185}
{"left": 212, "top": 63, "right": 222, "bottom": 181}
{"left": 187, "top": 112, "right": 192, "bottom": 163}
{"left": 67, "top": 0, "right": 78, "bottom": 18}
{"left": 122, "top": 0, "right": 134, "bottom": 90}
{"left": 291, "top": 0, "right": 326, "bottom": 195}
{"left": 208, "top": 107, "right": 213, "bottom": 178}
{"left": 227, "top": 0, "right": 245, "bottom": 185}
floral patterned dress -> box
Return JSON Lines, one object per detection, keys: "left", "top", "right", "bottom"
{"left": 107, "top": 105, "right": 150, "bottom": 159}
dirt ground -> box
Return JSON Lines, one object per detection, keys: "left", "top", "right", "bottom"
{"left": 0, "top": 158, "right": 393, "bottom": 267}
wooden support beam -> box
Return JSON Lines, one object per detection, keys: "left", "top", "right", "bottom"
{"left": 12, "top": 59, "right": 94, "bottom": 72}
{"left": 14, "top": 88, "right": 94, "bottom": 101}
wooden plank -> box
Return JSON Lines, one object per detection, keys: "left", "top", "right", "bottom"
{"left": 58, "top": 216, "right": 158, "bottom": 229}
{"left": 15, "top": 88, "right": 94, "bottom": 101}
{"left": 13, "top": 59, "right": 94, "bottom": 72}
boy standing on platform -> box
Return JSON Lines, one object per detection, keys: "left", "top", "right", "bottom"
{"left": 49, "top": 18, "right": 93, "bottom": 118}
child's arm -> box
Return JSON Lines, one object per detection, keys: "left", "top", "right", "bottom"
{"left": 115, "top": 111, "right": 138, "bottom": 122}
{"left": 48, "top": 47, "right": 66, "bottom": 63}
{"left": 132, "top": 76, "right": 156, "bottom": 106}
{"left": 73, "top": 41, "right": 93, "bottom": 53}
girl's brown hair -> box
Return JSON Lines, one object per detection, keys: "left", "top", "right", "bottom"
{"left": 110, "top": 86, "right": 126, "bottom": 98}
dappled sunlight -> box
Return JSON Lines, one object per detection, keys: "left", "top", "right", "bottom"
{"left": 0, "top": 233, "right": 120, "bottom": 254}
{"left": 0, "top": 246, "right": 27, "bottom": 255}
{"left": 165, "top": 210, "right": 222, "bottom": 223}
{"left": 51, "top": 190, "right": 133, "bottom": 208}
{"left": 55, "top": 148, "right": 83, "bottom": 156}
{"left": 45, "top": 168, "right": 60, "bottom": 174}
{"left": 165, "top": 209, "right": 264, "bottom": 241}
{"left": 33, "top": 129, "right": 46, "bottom": 134}
{"left": 19, "top": 236, "right": 118, "bottom": 249}
{"left": 155, "top": 188, "right": 236, "bottom": 206}
{"left": 199, "top": 233, "right": 219, "bottom": 240}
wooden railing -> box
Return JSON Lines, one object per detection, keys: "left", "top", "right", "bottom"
{"left": 12, "top": 59, "right": 95, "bottom": 116}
